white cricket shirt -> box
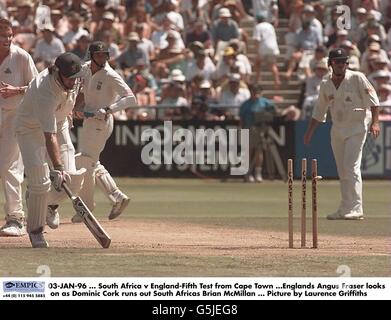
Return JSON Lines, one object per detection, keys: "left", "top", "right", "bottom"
{"left": 0, "top": 44, "right": 38, "bottom": 110}
{"left": 313, "top": 70, "right": 379, "bottom": 138}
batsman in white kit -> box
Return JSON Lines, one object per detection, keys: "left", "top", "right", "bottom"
{"left": 72, "top": 41, "right": 137, "bottom": 222}
{"left": 0, "top": 18, "right": 38, "bottom": 237}
{"left": 15, "top": 52, "right": 86, "bottom": 247}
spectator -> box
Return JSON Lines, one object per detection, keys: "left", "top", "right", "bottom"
{"left": 50, "top": 9, "right": 69, "bottom": 39}
{"left": 378, "top": 84, "right": 391, "bottom": 116}
{"left": 135, "top": 23, "right": 155, "bottom": 61}
{"left": 239, "top": 83, "right": 277, "bottom": 182}
{"left": 301, "top": 4, "right": 323, "bottom": 45}
{"left": 64, "top": 0, "right": 91, "bottom": 21}
{"left": 33, "top": 24, "right": 65, "bottom": 69}
{"left": 308, "top": 45, "right": 327, "bottom": 75}
{"left": 252, "top": 12, "right": 280, "bottom": 89}
{"left": 185, "top": 19, "right": 212, "bottom": 49}
{"left": 361, "top": 41, "right": 389, "bottom": 75}
{"left": 131, "top": 74, "right": 157, "bottom": 120}
{"left": 71, "top": 34, "right": 91, "bottom": 61}
{"left": 116, "top": 32, "right": 149, "bottom": 77}
{"left": 217, "top": 73, "right": 250, "bottom": 119}
{"left": 340, "top": 40, "right": 361, "bottom": 71}
{"left": 284, "top": 1, "right": 304, "bottom": 62}
{"left": 370, "top": 70, "right": 391, "bottom": 90}
{"left": 93, "top": 11, "right": 122, "bottom": 46}
{"left": 62, "top": 12, "right": 89, "bottom": 51}
{"left": 251, "top": 0, "right": 279, "bottom": 26}
{"left": 185, "top": 49, "right": 216, "bottom": 82}
{"left": 151, "top": 14, "right": 185, "bottom": 51}
{"left": 13, "top": 0, "right": 35, "bottom": 34}
{"left": 301, "top": 60, "right": 329, "bottom": 120}
{"left": 211, "top": 7, "right": 240, "bottom": 59}
{"left": 159, "top": 81, "right": 189, "bottom": 120}
{"left": 284, "top": 20, "right": 322, "bottom": 81}
{"left": 213, "top": 46, "right": 246, "bottom": 84}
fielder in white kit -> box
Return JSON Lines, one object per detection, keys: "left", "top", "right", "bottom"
{"left": 0, "top": 18, "right": 38, "bottom": 237}
{"left": 304, "top": 48, "right": 380, "bottom": 220}
{"left": 15, "top": 52, "right": 86, "bottom": 247}
{"left": 72, "top": 41, "right": 137, "bottom": 222}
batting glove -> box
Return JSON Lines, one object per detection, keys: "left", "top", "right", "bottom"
{"left": 50, "top": 169, "right": 71, "bottom": 192}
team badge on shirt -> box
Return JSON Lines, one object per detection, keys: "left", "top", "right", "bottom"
{"left": 345, "top": 95, "right": 352, "bottom": 103}
{"left": 4, "top": 68, "right": 11, "bottom": 74}
{"left": 96, "top": 81, "right": 103, "bottom": 90}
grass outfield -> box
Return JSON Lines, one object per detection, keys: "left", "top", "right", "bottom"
{"left": 0, "top": 178, "right": 390, "bottom": 277}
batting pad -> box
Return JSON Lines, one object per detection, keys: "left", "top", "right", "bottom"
{"left": 95, "top": 163, "right": 118, "bottom": 204}
{"left": 75, "top": 154, "right": 96, "bottom": 211}
{"left": 48, "top": 168, "right": 87, "bottom": 205}
{"left": 25, "top": 164, "right": 51, "bottom": 233}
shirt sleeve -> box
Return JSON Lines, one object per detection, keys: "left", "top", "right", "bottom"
{"left": 312, "top": 81, "right": 329, "bottom": 122}
{"left": 111, "top": 72, "right": 134, "bottom": 98}
{"left": 33, "top": 91, "right": 58, "bottom": 133}
{"left": 357, "top": 72, "right": 379, "bottom": 107}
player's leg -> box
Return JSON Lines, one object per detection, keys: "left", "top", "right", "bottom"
{"left": 25, "top": 164, "right": 51, "bottom": 247}
{"left": 46, "top": 119, "right": 78, "bottom": 229}
{"left": 95, "top": 163, "right": 130, "bottom": 219}
{"left": 341, "top": 132, "right": 366, "bottom": 220}
{"left": 328, "top": 130, "right": 348, "bottom": 219}
{"left": 0, "top": 110, "right": 25, "bottom": 237}
{"left": 18, "top": 132, "right": 51, "bottom": 247}
{"left": 73, "top": 117, "right": 112, "bottom": 222}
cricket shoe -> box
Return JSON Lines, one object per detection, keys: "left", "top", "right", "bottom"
{"left": 0, "top": 220, "right": 26, "bottom": 237}
{"left": 29, "top": 228, "right": 49, "bottom": 248}
{"left": 255, "top": 173, "right": 263, "bottom": 183}
{"left": 109, "top": 193, "right": 130, "bottom": 220}
{"left": 343, "top": 212, "right": 364, "bottom": 220}
{"left": 46, "top": 205, "right": 60, "bottom": 229}
{"left": 326, "top": 211, "right": 345, "bottom": 220}
{"left": 244, "top": 174, "right": 255, "bottom": 183}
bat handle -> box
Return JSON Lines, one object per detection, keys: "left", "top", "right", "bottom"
{"left": 62, "top": 182, "right": 73, "bottom": 198}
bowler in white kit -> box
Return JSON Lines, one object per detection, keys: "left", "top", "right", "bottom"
{"left": 0, "top": 18, "right": 38, "bottom": 237}
{"left": 304, "top": 48, "right": 380, "bottom": 220}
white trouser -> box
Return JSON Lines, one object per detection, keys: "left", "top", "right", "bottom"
{"left": 17, "top": 120, "right": 84, "bottom": 232}
{"left": 17, "top": 129, "right": 50, "bottom": 233}
{"left": 0, "top": 109, "right": 24, "bottom": 222}
{"left": 331, "top": 129, "right": 367, "bottom": 215}
{"left": 77, "top": 115, "right": 116, "bottom": 211}
{"left": 48, "top": 120, "right": 85, "bottom": 205}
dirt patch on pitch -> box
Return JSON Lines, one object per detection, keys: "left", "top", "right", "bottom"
{"left": 1, "top": 219, "right": 389, "bottom": 258}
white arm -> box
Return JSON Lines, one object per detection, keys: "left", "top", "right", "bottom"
{"left": 106, "top": 95, "right": 138, "bottom": 113}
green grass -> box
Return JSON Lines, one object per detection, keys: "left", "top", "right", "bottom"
{"left": 0, "top": 178, "right": 390, "bottom": 276}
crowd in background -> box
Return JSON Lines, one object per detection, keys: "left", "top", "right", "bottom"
{"left": 1, "top": 0, "right": 391, "bottom": 121}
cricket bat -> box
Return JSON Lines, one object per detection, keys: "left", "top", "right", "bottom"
{"left": 62, "top": 182, "right": 111, "bottom": 248}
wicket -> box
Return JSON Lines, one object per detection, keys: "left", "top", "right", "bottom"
{"left": 287, "top": 158, "right": 320, "bottom": 249}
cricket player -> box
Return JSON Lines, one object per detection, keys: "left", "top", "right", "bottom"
{"left": 72, "top": 41, "right": 137, "bottom": 222}
{"left": 15, "top": 52, "right": 86, "bottom": 247}
{"left": 0, "top": 18, "right": 38, "bottom": 237}
{"left": 304, "top": 48, "right": 380, "bottom": 220}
